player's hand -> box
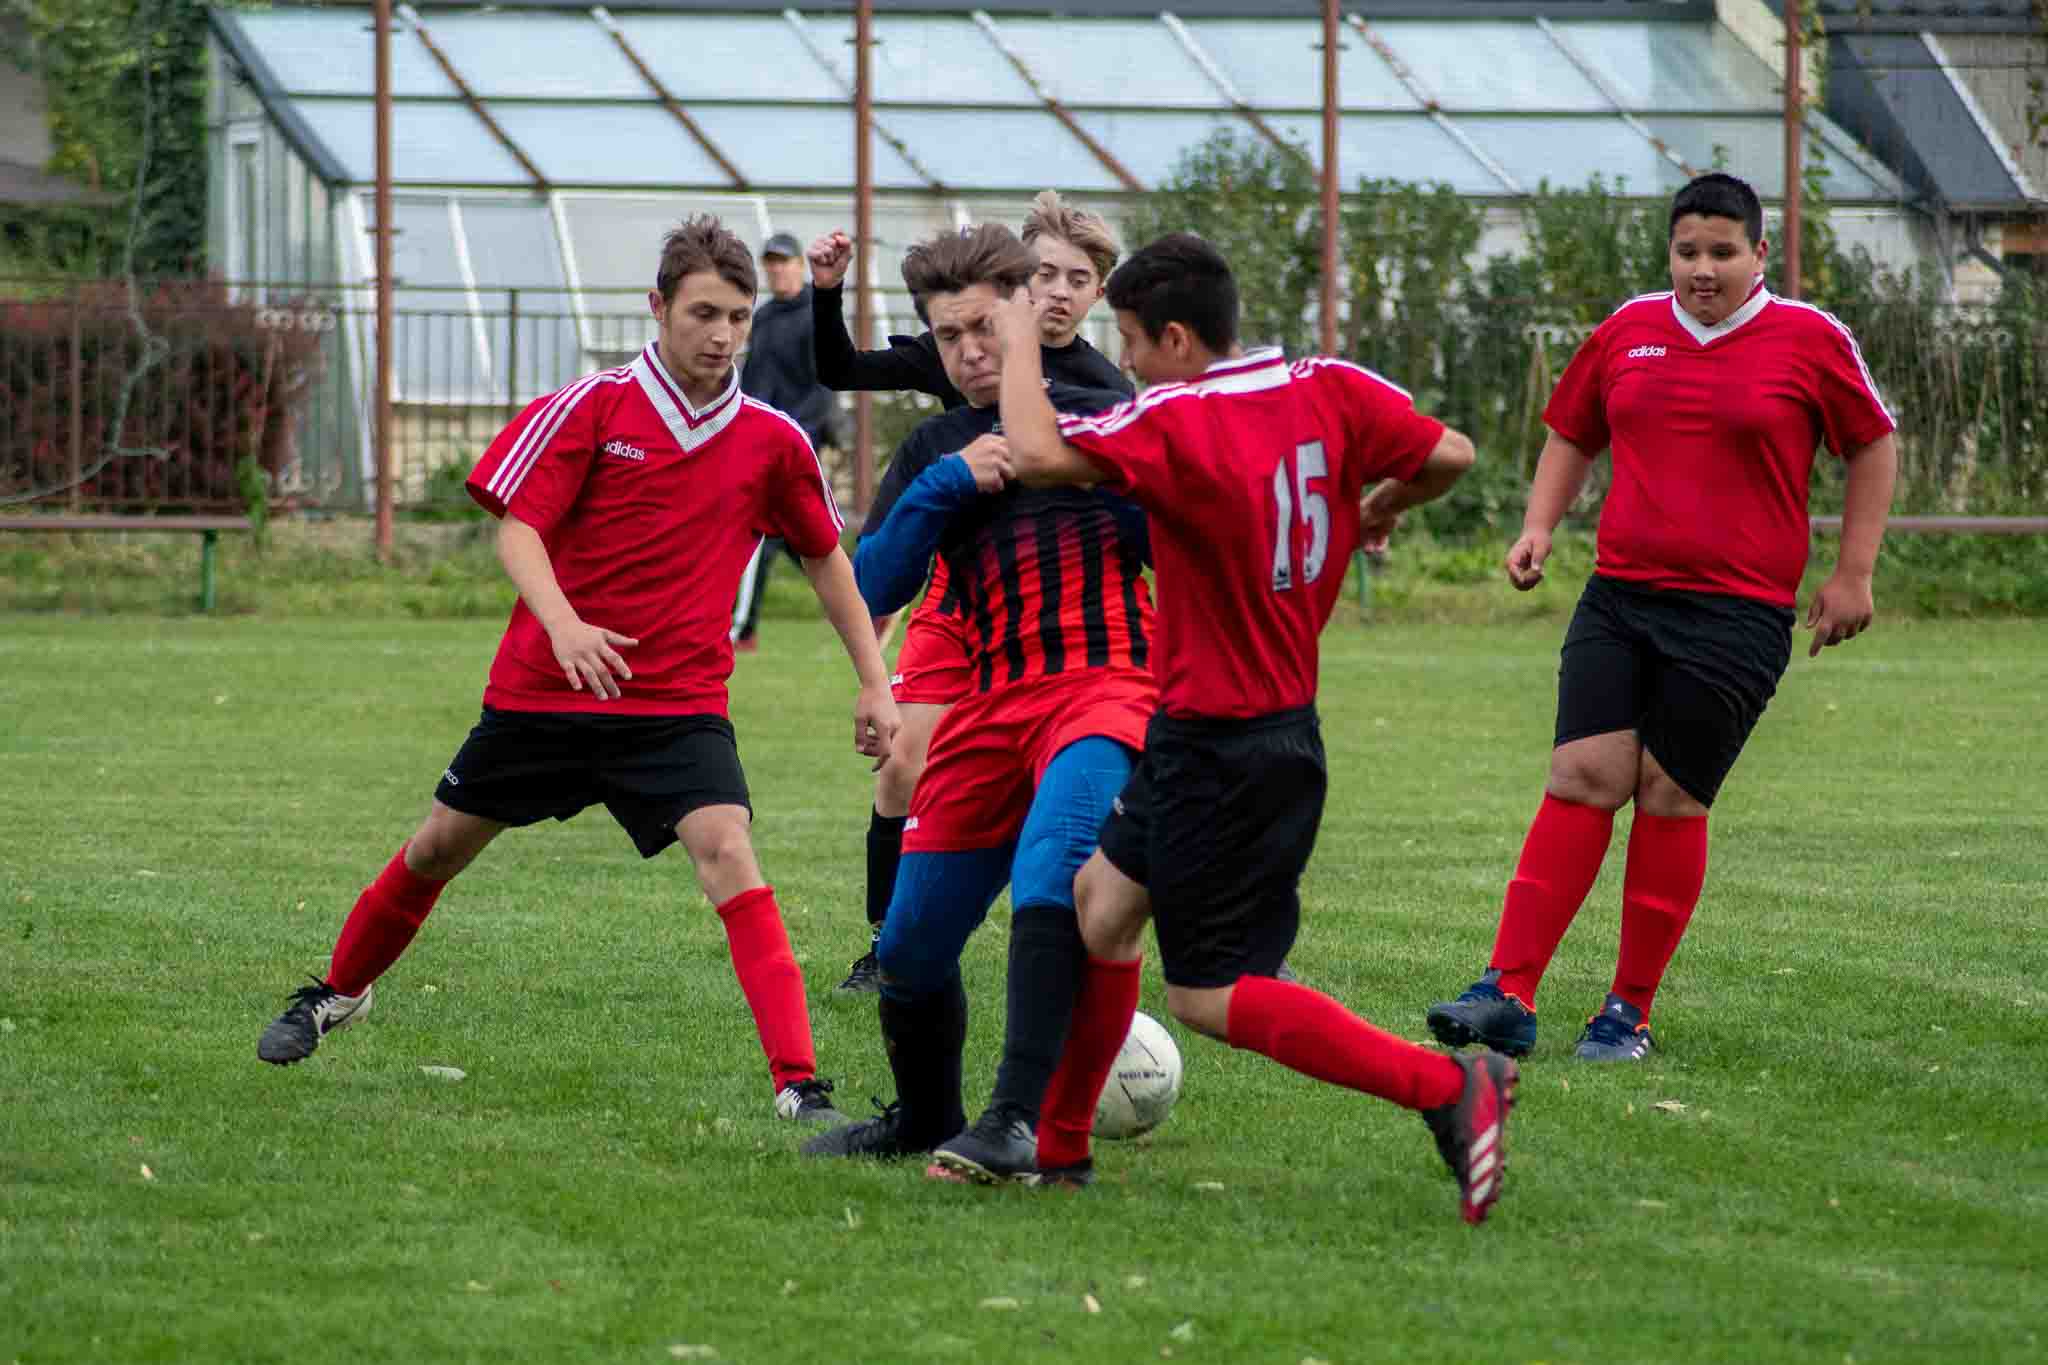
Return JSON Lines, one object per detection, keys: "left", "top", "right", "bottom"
{"left": 1504, "top": 530, "right": 1552, "bottom": 591}
{"left": 1358, "top": 481, "right": 1407, "bottom": 554}
{"left": 1804, "top": 569, "right": 1874, "bottom": 659}
{"left": 956, "top": 434, "right": 1014, "bottom": 493}
{"left": 996, "top": 286, "right": 1041, "bottom": 348}
{"left": 808, "top": 231, "right": 852, "bottom": 290}
{"left": 548, "top": 619, "right": 637, "bottom": 699}
{"left": 855, "top": 683, "right": 900, "bottom": 760}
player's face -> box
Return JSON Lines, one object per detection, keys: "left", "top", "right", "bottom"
{"left": 1028, "top": 236, "right": 1103, "bottom": 347}
{"left": 762, "top": 255, "right": 806, "bottom": 301}
{"left": 1114, "top": 309, "right": 1207, "bottom": 388}
{"left": 928, "top": 283, "right": 1006, "bottom": 408}
{"left": 649, "top": 271, "right": 753, "bottom": 400}
{"left": 1669, "top": 213, "right": 1766, "bottom": 327}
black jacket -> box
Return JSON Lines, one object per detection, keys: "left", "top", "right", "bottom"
{"left": 741, "top": 285, "right": 839, "bottom": 445}
{"left": 810, "top": 282, "right": 1131, "bottom": 406}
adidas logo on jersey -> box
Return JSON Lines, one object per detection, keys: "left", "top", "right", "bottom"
{"left": 1626, "top": 345, "right": 1668, "bottom": 359}
{"left": 603, "top": 439, "right": 648, "bottom": 461}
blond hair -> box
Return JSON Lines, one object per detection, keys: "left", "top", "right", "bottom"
{"left": 1020, "top": 190, "right": 1119, "bottom": 283}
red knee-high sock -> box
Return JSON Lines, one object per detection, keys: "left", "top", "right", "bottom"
{"left": 1036, "top": 955, "right": 1142, "bottom": 1169}
{"left": 1612, "top": 812, "right": 1709, "bottom": 1021}
{"left": 1227, "top": 974, "right": 1462, "bottom": 1113}
{"left": 716, "top": 886, "right": 816, "bottom": 1091}
{"left": 1491, "top": 795, "right": 1617, "bottom": 1009}
{"left": 326, "top": 844, "right": 447, "bottom": 996}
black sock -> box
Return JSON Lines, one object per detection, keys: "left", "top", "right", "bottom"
{"left": 989, "top": 906, "right": 1087, "bottom": 1125}
{"left": 865, "top": 810, "right": 908, "bottom": 930}
{"left": 879, "top": 975, "right": 968, "bottom": 1145}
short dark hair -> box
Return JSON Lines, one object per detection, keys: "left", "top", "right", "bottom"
{"left": 1104, "top": 232, "right": 1238, "bottom": 352}
{"left": 1669, "top": 172, "right": 1764, "bottom": 247}
{"left": 899, "top": 223, "right": 1038, "bottom": 324}
{"left": 656, "top": 215, "right": 756, "bottom": 304}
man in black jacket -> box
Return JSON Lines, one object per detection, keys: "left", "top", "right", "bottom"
{"left": 733, "top": 232, "right": 845, "bottom": 652}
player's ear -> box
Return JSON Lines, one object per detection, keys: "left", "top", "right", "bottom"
{"left": 647, "top": 288, "right": 664, "bottom": 321}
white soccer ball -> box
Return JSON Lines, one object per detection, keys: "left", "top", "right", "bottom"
{"left": 1092, "top": 1010, "right": 1183, "bottom": 1140}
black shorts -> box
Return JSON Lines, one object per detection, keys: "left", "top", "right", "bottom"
{"left": 433, "top": 707, "right": 750, "bottom": 859}
{"left": 1556, "top": 574, "right": 1794, "bottom": 808}
{"left": 1098, "top": 706, "right": 1327, "bottom": 989}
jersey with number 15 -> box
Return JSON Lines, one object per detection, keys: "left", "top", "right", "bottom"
{"left": 1057, "top": 348, "right": 1444, "bottom": 720}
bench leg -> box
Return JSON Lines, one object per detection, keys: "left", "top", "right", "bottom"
{"left": 200, "top": 529, "right": 219, "bottom": 612}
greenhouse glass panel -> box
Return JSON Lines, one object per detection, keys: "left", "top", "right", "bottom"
{"left": 1068, "top": 111, "right": 1255, "bottom": 186}
{"left": 1182, "top": 20, "right": 1414, "bottom": 112}
{"left": 614, "top": 15, "right": 840, "bottom": 104}
{"left": 295, "top": 100, "right": 529, "bottom": 186}
{"left": 870, "top": 16, "right": 1039, "bottom": 107}
{"left": 1550, "top": 22, "right": 1778, "bottom": 113}
{"left": 412, "top": 13, "right": 643, "bottom": 101}
{"left": 879, "top": 109, "right": 1121, "bottom": 192}
{"left": 561, "top": 193, "right": 768, "bottom": 292}
{"left": 387, "top": 196, "right": 485, "bottom": 403}
{"left": 687, "top": 106, "right": 927, "bottom": 190}
{"left": 487, "top": 104, "right": 730, "bottom": 187}
{"left": 994, "top": 19, "right": 1222, "bottom": 109}
{"left": 456, "top": 198, "right": 583, "bottom": 404}
{"left": 228, "top": 10, "right": 453, "bottom": 98}
{"left": 1262, "top": 114, "right": 1509, "bottom": 196}
{"left": 1455, "top": 116, "right": 1688, "bottom": 195}
{"left": 1377, "top": 21, "right": 1610, "bottom": 113}
{"left": 1639, "top": 117, "right": 1891, "bottom": 201}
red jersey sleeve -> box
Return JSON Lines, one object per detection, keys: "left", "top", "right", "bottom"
{"left": 465, "top": 380, "right": 602, "bottom": 533}
{"left": 1809, "top": 314, "right": 1896, "bottom": 459}
{"left": 1543, "top": 324, "right": 1613, "bottom": 454}
{"left": 762, "top": 418, "right": 847, "bottom": 559}
{"left": 1056, "top": 397, "right": 1173, "bottom": 504}
{"left": 1326, "top": 362, "right": 1444, "bottom": 500}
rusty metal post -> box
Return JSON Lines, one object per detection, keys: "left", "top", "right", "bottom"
{"left": 1783, "top": 0, "right": 1803, "bottom": 300}
{"left": 853, "top": 0, "right": 875, "bottom": 518}
{"left": 1320, "top": 0, "right": 1340, "bottom": 355}
{"left": 68, "top": 295, "right": 83, "bottom": 511}
{"left": 374, "top": 0, "right": 395, "bottom": 558}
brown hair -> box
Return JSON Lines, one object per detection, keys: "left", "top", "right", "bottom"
{"left": 899, "top": 223, "right": 1038, "bottom": 324}
{"left": 655, "top": 215, "right": 756, "bottom": 303}
{"left": 1020, "top": 189, "right": 1119, "bottom": 283}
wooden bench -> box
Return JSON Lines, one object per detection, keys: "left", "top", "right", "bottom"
{"left": 1811, "top": 515, "right": 2048, "bottom": 535}
{"left": 0, "top": 514, "right": 257, "bottom": 610}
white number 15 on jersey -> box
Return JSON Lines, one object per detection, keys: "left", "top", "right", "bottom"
{"left": 1271, "top": 440, "right": 1330, "bottom": 592}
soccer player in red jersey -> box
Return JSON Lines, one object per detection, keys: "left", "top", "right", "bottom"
{"left": 1424, "top": 172, "right": 1898, "bottom": 1063}
{"left": 256, "top": 217, "right": 900, "bottom": 1125}
{"left": 994, "top": 233, "right": 1517, "bottom": 1223}
{"left": 798, "top": 224, "right": 1153, "bottom": 1176}
{"left": 804, "top": 193, "right": 1131, "bottom": 995}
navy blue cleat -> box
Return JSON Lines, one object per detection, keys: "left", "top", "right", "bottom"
{"left": 1574, "top": 995, "right": 1656, "bottom": 1062}
{"left": 928, "top": 1105, "right": 1039, "bottom": 1185}
{"left": 1426, "top": 970, "right": 1537, "bottom": 1058}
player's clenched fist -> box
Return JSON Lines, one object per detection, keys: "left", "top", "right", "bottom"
{"left": 955, "top": 433, "right": 1014, "bottom": 493}
{"left": 1504, "top": 530, "right": 1551, "bottom": 591}
{"left": 808, "top": 231, "right": 853, "bottom": 290}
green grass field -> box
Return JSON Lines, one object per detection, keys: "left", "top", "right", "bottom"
{"left": 3, "top": 610, "right": 2044, "bottom": 1363}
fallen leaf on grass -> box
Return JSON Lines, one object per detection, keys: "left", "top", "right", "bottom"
{"left": 979, "top": 1297, "right": 1020, "bottom": 1310}
{"left": 843, "top": 1207, "right": 861, "bottom": 1230}
{"left": 139, "top": 1165, "right": 154, "bottom": 1181}
{"left": 1193, "top": 1181, "right": 1225, "bottom": 1192}
{"left": 1651, "top": 1100, "right": 1687, "bottom": 1115}
{"left": 1124, "top": 1275, "right": 1148, "bottom": 1290}
{"left": 667, "top": 1346, "right": 717, "bottom": 1360}
{"left": 465, "top": 1281, "right": 490, "bottom": 1293}
{"left": 1772, "top": 967, "right": 1797, "bottom": 976}
{"left": 1083, "top": 1294, "right": 1101, "bottom": 1314}
{"left": 419, "top": 1066, "right": 466, "bottom": 1082}
{"left": 1558, "top": 1077, "right": 1570, "bottom": 1092}
{"left": 1636, "top": 1199, "right": 1667, "bottom": 1210}
{"left": 1169, "top": 1321, "right": 1196, "bottom": 1342}
{"left": 781, "top": 1280, "right": 798, "bottom": 1297}
{"left": 1625, "top": 1103, "right": 1635, "bottom": 1118}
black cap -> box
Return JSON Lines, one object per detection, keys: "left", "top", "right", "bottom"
{"left": 761, "top": 232, "right": 803, "bottom": 260}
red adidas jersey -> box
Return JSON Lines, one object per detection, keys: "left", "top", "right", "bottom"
{"left": 1546, "top": 284, "right": 1895, "bottom": 607}
{"left": 1058, "top": 349, "right": 1442, "bottom": 719}
{"left": 465, "top": 343, "right": 845, "bottom": 716}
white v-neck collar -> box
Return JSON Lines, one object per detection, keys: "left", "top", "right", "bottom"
{"left": 1668, "top": 280, "right": 1772, "bottom": 347}
{"left": 633, "top": 344, "right": 742, "bottom": 451}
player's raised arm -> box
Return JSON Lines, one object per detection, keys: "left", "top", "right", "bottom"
{"left": 997, "top": 289, "right": 1105, "bottom": 487}
{"left": 800, "top": 545, "right": 901, "bottom": 759}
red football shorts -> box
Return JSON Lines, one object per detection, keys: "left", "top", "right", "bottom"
{"left": 891, "top": 601, "right": 973, "bottom": 706}
{"left": 903, "top": 666, "right": 1158, "bottom": 854}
